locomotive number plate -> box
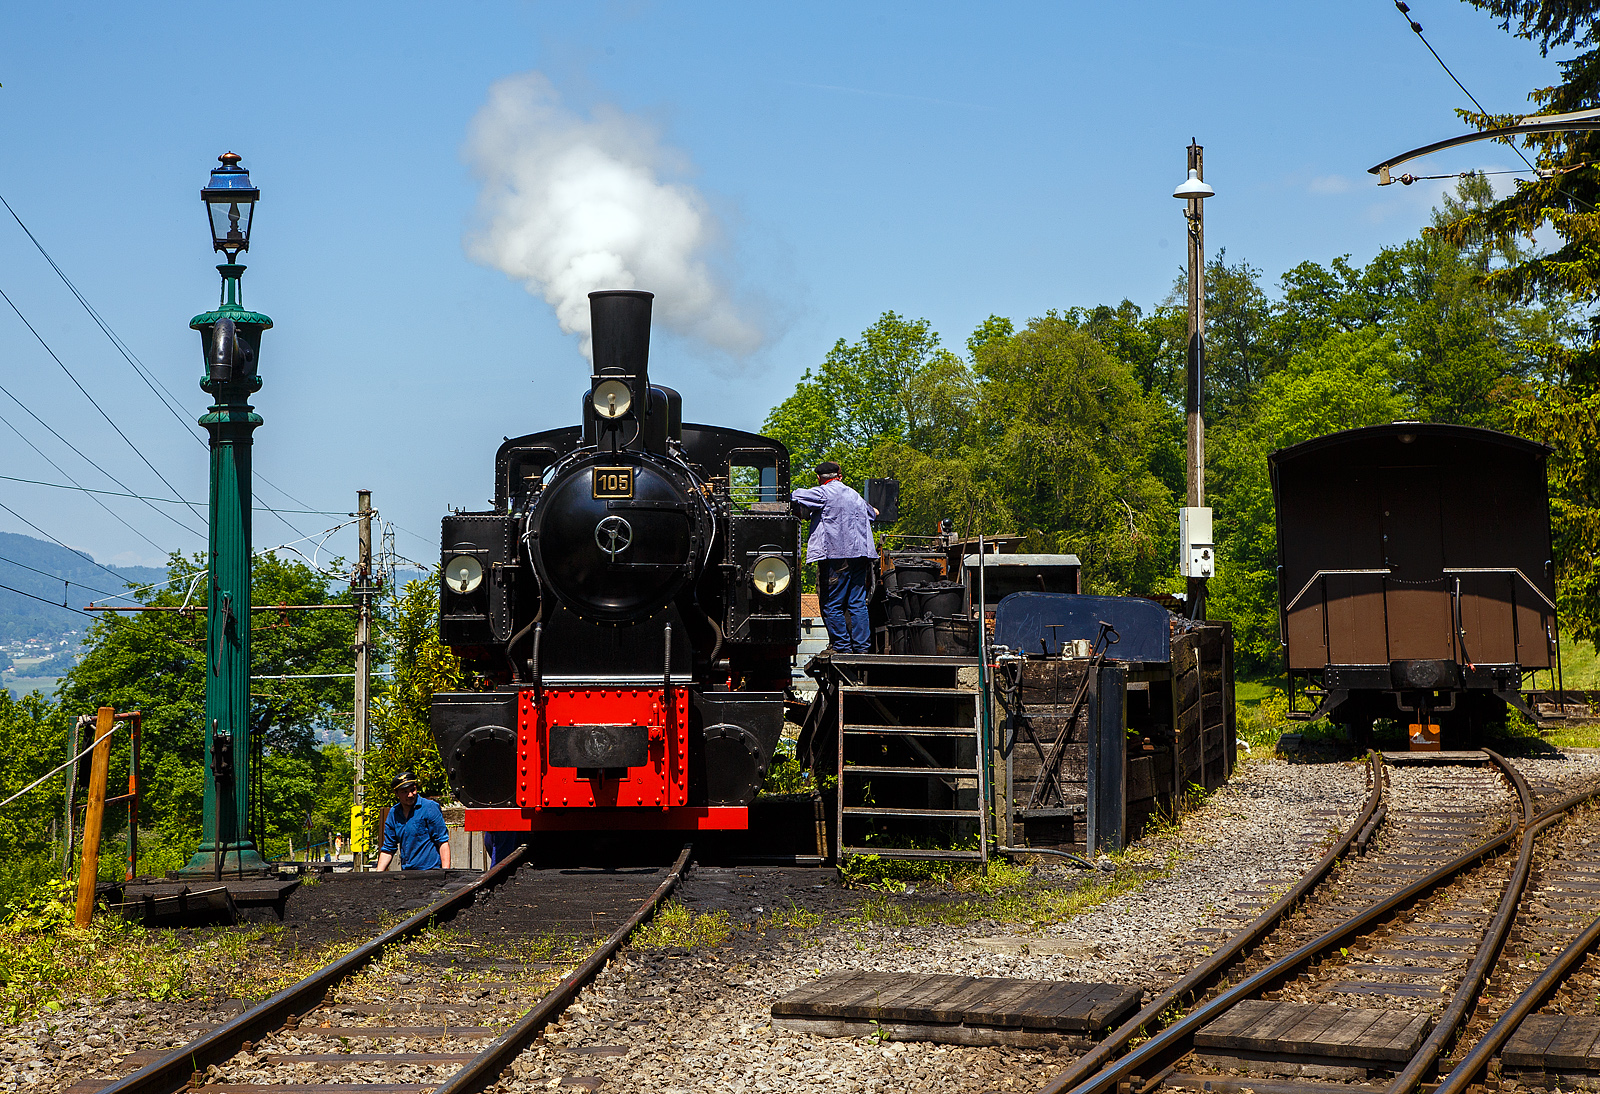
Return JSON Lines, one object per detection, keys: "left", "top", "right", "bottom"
{"left": 592, "top": 467, "right": 634, "bottom": 499}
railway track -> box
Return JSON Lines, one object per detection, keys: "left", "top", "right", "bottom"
{"left": 1034, "top": 751, "right": 1600, "bottom": 1094}
{"left": 88, "top": 845, "right": 691, "bottom": 1094}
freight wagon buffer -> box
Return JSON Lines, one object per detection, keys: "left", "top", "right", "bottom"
{"left": 1272, "top": 423, "right": 1558, "bottom": 746}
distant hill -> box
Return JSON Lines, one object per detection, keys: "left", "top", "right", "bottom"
{"left": 0, "top": 532, "right": 167, "bottom": 644}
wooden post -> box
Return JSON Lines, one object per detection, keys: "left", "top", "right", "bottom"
{"left": 74, "top": 707, "right": 115, "bottom": 928}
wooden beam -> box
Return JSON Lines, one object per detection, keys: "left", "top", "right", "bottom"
{"left": 74, "top": 706, "right": 115, "bottom": 928}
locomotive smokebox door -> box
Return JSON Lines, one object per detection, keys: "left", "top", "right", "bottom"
{"left": 431, "top": 692, "right": 518, "bottom": 807}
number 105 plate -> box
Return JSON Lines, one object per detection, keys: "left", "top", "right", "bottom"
{"left": 592, "top": 466, "right": 634, "bottom": 499}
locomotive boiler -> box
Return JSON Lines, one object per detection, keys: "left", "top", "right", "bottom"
{"left": 429, "top": 290, "right": 801, "bottom": 833}
{"left": 1273, "top": 422, "right": 1558, "bottom": 745}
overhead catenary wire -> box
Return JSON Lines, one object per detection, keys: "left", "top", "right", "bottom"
{"left": 0, "top": 373, "right": 201, "bottom": 539}
{"left": 0, "top": 285, "right": 208, "bottom": 528}
{"left": 0, "top": 192, "right": 315, "bottom": 542}
{"left": 0, "top": 470, "right": 346, "bottom": 514}
{"left": 0, "top": 551, "right": 125, "bottom": 600}
{"left": 0, "top": 579, "right": 95, "bottom": 617}
{"left": 0, "top": 191, "right": 203, "bottom": 443}
{"left": 0, "top": 408, "right": 170, "bottom": 554}
{"left": 1392, "top": 1, "right": 1537, "bottom": 172}
{"left": 0, "top": 496, "right": 140, "bottom": 587}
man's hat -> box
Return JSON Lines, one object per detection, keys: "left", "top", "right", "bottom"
{"left": 816, "top": 461, "right": 842, "bottom": 478}
{"left": 391, "top": 771, "right": 420, "bottom": 793}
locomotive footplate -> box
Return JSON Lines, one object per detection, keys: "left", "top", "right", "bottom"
{"left": 517, "top": 686, "right": 690, "bottom": 810}
{"left": 463, "top": 805, "right": 749, "bottom": 832}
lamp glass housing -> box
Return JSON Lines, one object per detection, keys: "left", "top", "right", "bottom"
{"left": 202, "top": 153, "right": 259, "bottom": 256}
{"left": 1172, "top": 168, "right": 1215, "bottom": 200}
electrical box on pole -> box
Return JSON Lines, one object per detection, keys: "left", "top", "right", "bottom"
{"left": 1179, "top": 506, "right": 1215, "bottom": 579}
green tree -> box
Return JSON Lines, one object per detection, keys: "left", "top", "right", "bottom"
{"left": 368, "top": 575, "right": 459, "bottom": 820}
{"left": 973, "top": 313, "right": 1174, "bottom": 593}
{"left": 762, "top": 312, "right": 974, "bottom": 481}
{"left": 54, "top": 552, "right": 357, "bottom": 867}
{"left": 0, "top": 689, "right": 66, "bottom": 907}
{"left": 1207, "top": 330, "right": 1416, "bottom": 668}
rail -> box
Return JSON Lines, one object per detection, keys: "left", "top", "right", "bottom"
{"left": 1037, "top": 751, "right": 1385, "bottom": 1093}
{"left": 1443, "top": 566, "right": 1558, "bottom": 610}
{"left": 436, "top": 843, "right": 692, "bottom": 1094}
{"left": 95, "top": 846, "right": 532, "bottom": 1094}
{"left": 97, "top": 842, "right": 691, "bottom": 1094}
{"left": 1283, "top": 568, "right": 1391, "bottom": 613}
{"left": 1039, "top": 749, "right": 1537, "bottom": 1094}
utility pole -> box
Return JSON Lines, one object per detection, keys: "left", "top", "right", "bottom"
{"left": 352, "top": 490, "right": 372, "bottom": 870}
{"left": 1185, "top": 140, "right": 1205, "bottom": 516}
{"left": 1174, "top": 141, "right": 1216, "bottom": 621}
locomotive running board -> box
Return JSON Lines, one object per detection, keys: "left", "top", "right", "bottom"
{"left": 464, "top": 806, "right": 748, "bottom": 831}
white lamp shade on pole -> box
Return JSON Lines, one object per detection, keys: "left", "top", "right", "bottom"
{"left": 1173, "top": 168, "right": 1215, "bottom": 199}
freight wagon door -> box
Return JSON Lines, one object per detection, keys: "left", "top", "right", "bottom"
{"left": 1321, "top": 470, "right": 1389, "bottom": 667}
{"left": 1380, "top": 469, "right": 1454, "bottom": 662}
{"left": 1441, "top": 452, "right": 1548, "bottom": 669}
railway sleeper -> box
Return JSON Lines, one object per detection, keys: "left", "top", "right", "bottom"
{"left": 1192, "top": 999, "right": 1432, "bottom": 1082}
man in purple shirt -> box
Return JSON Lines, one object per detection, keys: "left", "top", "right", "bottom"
{"left": 792, "top": 461, "right": 878, "bottom": 653}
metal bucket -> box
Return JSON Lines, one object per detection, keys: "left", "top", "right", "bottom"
{"left": 884, "top": 591, "right": 908, "bottom": 625}
{"left": 889, "top": 561, "right": 942, "bottom": 589}
{"left": 931, "top": 616, "right": 977, "bottom": 656}
{"left": 906, "top": 619, "right": 935, "bottom": 656}
{"left": 905, "top": 582, "right": 963, "bottom": 620}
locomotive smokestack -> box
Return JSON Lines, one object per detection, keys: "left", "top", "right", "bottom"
{"left": 589, "top": 290, "right": 653, "bottom": 384}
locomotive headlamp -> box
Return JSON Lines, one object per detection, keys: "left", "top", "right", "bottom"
{"left": 445, "top": 555, "right": 485, "bottom": 595}
{"left": 202, "top": 153, "right": 259, "bottom": 259}
{"left": 752, "top": 556, "right": 791, "bottom": 596}
{"left": 592, "top": 378, "right": 633, "bottom": 420}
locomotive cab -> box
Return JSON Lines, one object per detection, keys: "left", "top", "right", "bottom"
{"left": 430, "top": 290, "right": 801, "bottom": 834}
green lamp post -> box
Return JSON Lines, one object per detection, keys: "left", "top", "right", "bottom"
{"left": 179, "top": 152, "right": 272, "bottom": 876}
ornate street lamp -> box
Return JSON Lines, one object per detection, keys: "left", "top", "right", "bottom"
{"left": 180, "top": 153, "right": 272, "bottom": 877}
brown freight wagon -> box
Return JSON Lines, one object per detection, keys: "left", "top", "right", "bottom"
{"left": 1271, "top": 423, "right": 1558, "bottom": 746}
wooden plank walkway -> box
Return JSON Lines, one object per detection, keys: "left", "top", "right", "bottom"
{"left": 1505, "top": 1015, "right": 1600, "bottom": 1070}
{"left": 1195, "top": 1000, "right": 1432, "bottom": 1065}
{"left": 771, "top": 970, "right": 1140, "bottom": 1036}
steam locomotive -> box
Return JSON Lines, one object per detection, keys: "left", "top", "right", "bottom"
{"left": 429, "top": 290, "right": 801, "bottom": 833}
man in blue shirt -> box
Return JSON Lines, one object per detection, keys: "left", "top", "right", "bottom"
{"left": 792, "top": 461, "right": 878, "bottom": 653}
{"left": 375, "top": 771, "right": 452, "bottom": 871}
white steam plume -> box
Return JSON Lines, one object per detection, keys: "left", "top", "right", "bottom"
{"left": 464, "top": 72, "right": 763, "bottom": 360}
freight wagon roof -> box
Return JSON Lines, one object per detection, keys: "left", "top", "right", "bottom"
{"left": 1268, "top": 422, "right": 1550, "bottom": 468}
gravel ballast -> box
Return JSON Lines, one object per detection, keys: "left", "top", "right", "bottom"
{"left": 27, "top": 749, "right": 1600, "bottom": 1094}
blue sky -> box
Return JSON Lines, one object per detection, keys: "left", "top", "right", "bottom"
{"left": 0, "top": 2, "right": 1562, "bottom": 573}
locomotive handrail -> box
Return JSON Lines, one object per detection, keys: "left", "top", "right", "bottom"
{"left": 1442, "top": 566, "right": 1557, "bottom": 610}
{"left": 1284, "top": 568, "right": 1391, "bottom": 613}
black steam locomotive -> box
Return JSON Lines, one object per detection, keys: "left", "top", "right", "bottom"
{"left": 429, "top": 290, "right": 801, "bottom": 833}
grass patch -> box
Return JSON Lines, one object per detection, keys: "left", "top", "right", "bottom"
{"left": 629, "top": 900, "right": 734, "bottom": 950}
{"left": 756, "top": 900, "right": 824, "bottom": 933}
{"left": 842, "top": 860, "right": 1156, "bottom": 931}
{"left": 839, "top": 854, "right": 1031, "bottom": 894}
{"left": 1556, "top": 638, "right": 1600, "bottom": 689}
{"left": 0, "top": 880, "right": 336, "bottom": 1022}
